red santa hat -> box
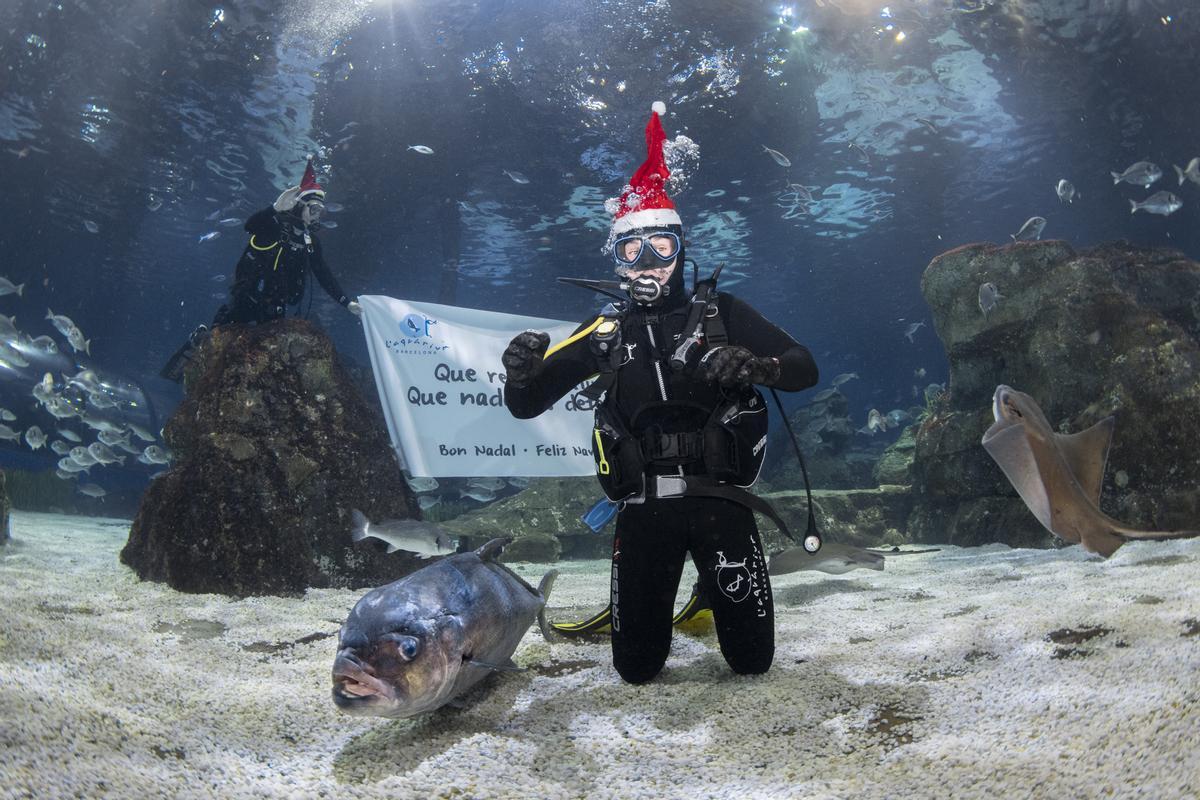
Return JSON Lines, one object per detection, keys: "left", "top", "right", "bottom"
{"left": 297, "top": 157, "right": 325, "bottom": 202}
{"left": 611, "top": 101, "right": 681, "bottom": 236}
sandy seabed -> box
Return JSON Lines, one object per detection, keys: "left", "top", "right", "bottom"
{"left": 1, "top": 510, "right": 1198, "bottom": 800}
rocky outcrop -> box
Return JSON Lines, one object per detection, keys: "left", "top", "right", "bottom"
{"left": 762, "top": 390, "right": 880, "bottom": 490}
{"left": 758, "top": 486, "right": 913, "bottom": 552}
{"left": 911, "top": 240, "right": 1200, "bottom": 547}
{"left": 441, "top": 477, "right": 608, "bottom": 560}
{"left": 873, "top": 425, "right": 916, "bottom": 486}
{"left": 121, "top": 320, "right": 420, "bottom": 596}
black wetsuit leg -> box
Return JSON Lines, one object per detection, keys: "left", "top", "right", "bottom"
{"left": 687, "top": 498, "right": 774, "bottom": 675}
{"left": 610, "top": 499, "right": 689, "bottom": 684}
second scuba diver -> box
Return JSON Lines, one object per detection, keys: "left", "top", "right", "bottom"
{"left": 503, "top": 102, "right": 819, "bottom": 684}
{"left": 161, "top": 157, "right": 361, "bottom": 381}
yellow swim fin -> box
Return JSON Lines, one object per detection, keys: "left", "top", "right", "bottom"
{"left": 550, "top": 583, "right": 713, "bottom": 638}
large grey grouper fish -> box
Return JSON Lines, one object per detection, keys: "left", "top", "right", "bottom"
{"left": 332, "top": 538, "right": 557, "bottom": 718}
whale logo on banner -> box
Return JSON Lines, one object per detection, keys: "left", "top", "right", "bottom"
{"left": 358, "top": 295, "right": 597, "bottom": 478}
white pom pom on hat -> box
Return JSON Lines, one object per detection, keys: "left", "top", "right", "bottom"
{"left": 652, "top": 101, "right": 666, "bottom": 115}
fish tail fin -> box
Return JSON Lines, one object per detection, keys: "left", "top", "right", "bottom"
{"left": 1175, "top": 165, "right": 1185, "bottom": 185}
{"left": 45, "top": 308, "right": 53, "bottom": 320}
{"left": 1008, "top": 233, "right": 1016, "bottom": 242}
{"left": 536, "top": 569, "right": 559, "bottom": 641}
{"left": 1130, "top": 199, "right": 1138, "bottom": 214}
{"left": 16, "top": 284, "right": 23, "bottom": 297}
{"left": 84, "top": 339, "right": 91, "bottom": 355}
{"left": 349, "top": 508, "right": 370, "bottom": 542}
{"left": 1111, "top": 171, "right": 1121, "bottom": 184}
{"left": 1113, "top": 526, "right": 1200, "bottom": 544}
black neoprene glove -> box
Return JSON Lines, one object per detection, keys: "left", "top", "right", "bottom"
{"left": 502, "top": 330, "right": 551, "bottom": 388}
{"left": 700, "top": 346, "right": 781, "bottom": 388}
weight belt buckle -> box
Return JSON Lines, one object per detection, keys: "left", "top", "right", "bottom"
{"left": 653, "top": 475, "right": 686, "bottom": 499}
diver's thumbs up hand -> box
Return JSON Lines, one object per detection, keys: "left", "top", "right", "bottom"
{"left": 502, "top": 330, "right": 551, "bottom": 388}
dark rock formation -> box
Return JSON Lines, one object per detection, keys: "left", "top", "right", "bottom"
{"left": 0, "top": 470, "right": 9, "bottom": 545}
{"left": 121, "top": 320, "right": 421, "bottom": 595}
{"left": 441, "top": 477, "right": 607, "bottom": 561}
{"left": 873, "top": 425, "right": 916, "bottom": 486}
{"left": 911, "top": 240, "right": 1200, "bottom": 547}
{"left": 762, "top": 390, "right": 879, "bottom": 490}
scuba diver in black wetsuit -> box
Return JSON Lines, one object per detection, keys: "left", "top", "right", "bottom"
{"left": 502, "top": 102, "right": 819, "bottom": 684}
{"left": 161, "top": 158, "right": 361, "bottom": 382}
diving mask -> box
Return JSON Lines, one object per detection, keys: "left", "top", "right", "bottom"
{"left": 613, "top": 231, "right": 680, "bottom": 275}
{"left": 301, "top": 199, "right": 325, "bottom": 226}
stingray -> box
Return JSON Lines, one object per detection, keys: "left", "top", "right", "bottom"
{"left": 981, "top": 385, "right": 1200, "bottom": 557}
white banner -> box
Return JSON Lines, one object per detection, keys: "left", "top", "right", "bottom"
{"left": 358, "top": 295, "right": 597, "bottom": 478}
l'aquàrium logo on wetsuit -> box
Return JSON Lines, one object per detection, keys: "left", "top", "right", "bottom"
{"left": 386, "top": 313, "right": 446, "bottom": 356}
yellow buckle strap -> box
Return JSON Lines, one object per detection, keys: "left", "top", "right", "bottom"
{"left": 593, "top": 429, "right": 610, "bottom": 475}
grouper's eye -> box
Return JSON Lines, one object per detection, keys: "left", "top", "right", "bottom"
{"left": 379, "top": 633, "right": 421, "bottom": 662}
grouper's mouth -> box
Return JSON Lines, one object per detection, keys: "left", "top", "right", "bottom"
{"left": 331, "top": 650, "right": 395, "bottom": 707}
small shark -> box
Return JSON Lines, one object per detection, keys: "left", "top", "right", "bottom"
{"left": 981, "top": 385, "right": 1200, "bottom": 557}
{"left": 768, "top": 542, "right": 886, "bottom": 576}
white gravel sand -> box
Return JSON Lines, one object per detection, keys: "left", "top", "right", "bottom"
{"left": 1, "top": 510, "right": 1198, "bottom": 800}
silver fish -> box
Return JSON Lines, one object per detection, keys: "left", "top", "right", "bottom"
{"left": 1173, "top": 158, "right": 1200, "bottom": 187}
{"left": 502, "top": 169, "right": 530, "bottom": 184}
{"left": 0, "top": 424, "right": 21, "bottom": 442}
{"left": 915, "top": 117, "right": 938, "bottom": 134}
{"left": 1055, "top": 179, "right": 1076, "bottom": 204}
{"left": 332, "top": 538, "right": 556, "bottom": 718}
{"left": 886, "top": 409, "right": 912, "bottom": 427}
{"left": 466, "top": 477, "right": 507, "bottom": 492}
{"left": 1110, "top": 160, "right": 1161, "bottom": 188}
{"left": 66, "top": 326, "right": 90, "bottom": 355}
{"left": 417, "top": 495, "right": 442, "bottom": 512}
{"left": 26, "top": 335, "right": 57, "bottom": 354}
{"left": 978, "top": 282, "right": 1003, "bottom": 317}
{"left": 810, "top": 388, "right": 839, "bottom": 403}
{"left": 866, "top": 409, "right": 890, "bottom": 433}
{"left": 1010, "top": 216, "right": 1046, "bottom": 242}
{"left": 460, "top": 487, "right": 497, "bottom": 503}
{"left": 69, "top": 446, "right": 97, "bottom": 466}
{"left": 126, "top": 422, "right": 157, "bottom": 442}
{"left": 24, "top": 426, "right": 45, "bottom": 450}
{"left": 1130, "top": 191, "right": 1182, "bottom": 216}
{"left": 349, "top": 509, "right": 457, "bottom": 558}
{"left": 50, "top": 440, "right": 71, "bottom": 455}
{"left": 761, "top": 145, "right": 791, "bottom": 167}
{"left": 57, "top": 457, "right": 89, "bottom": 473}
{"left": 506, "top": 477, "right": 531, "bottom": 489}
{"left": 768, "top": 542, "right": 885, "bottom": 576}
{"left": 406, "top": 476, "right": 439, "bottom": 493}
{"left": 141, "top": 445, "right": 172, "bottom": 464}
{"left": 55, "top": 468, "right": 79, "bottom": 481}
{"left": 87, "top": 441, "right": 123, "bottom": 465}
{"left": 58, "top": 428, "right": 81, "bottom": 443}
{"left": 198, "top": 231, "right": 220, "bottom": 243}
{"left": 407, "top": 145, "right": 434, "bottom": 155}
{"left": 0, "top": 277, "right": 24, "bottom": 297}
{"left": 831, "top": 372, "right": 858, "bottom": 386}
{"left": 97, "top": 429, "right": 130, "bottom": 447}
{"left": 849, "top": 142, "right": 871, "bottom": 164}
{"left": 45, "top": 309, "right": 76, "bottom": 338}
{"left": 0, "top": 408, "right": 14, "bottom": 422}
{"left": 905, "top": 321, "right": 926, "bottom": 342}
{"left": 77, "top": 483, "right": 107, "bottom": 499}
